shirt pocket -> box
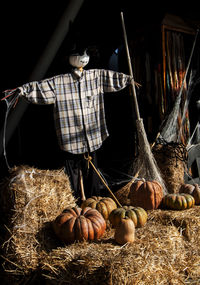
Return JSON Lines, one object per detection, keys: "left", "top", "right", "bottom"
{"left": 86, "top": 94, "right": 94, "bottom": 108}
{"left": 85, "top": 76, "right": 99, "bottom": 108}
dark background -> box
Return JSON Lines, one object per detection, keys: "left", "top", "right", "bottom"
{"left": 0, "top": 0, "right": 200, "bottom": 181}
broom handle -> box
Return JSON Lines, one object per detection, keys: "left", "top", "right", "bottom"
{"left": 121, "top": 12, "right": 141, "bottom": 120}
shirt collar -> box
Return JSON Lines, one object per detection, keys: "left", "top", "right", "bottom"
{"left": 71, "top": 68, "right": 84, "bottom": 80}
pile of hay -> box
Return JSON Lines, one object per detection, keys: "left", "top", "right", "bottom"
{"left": 1, "top": 165, "right": 200, "bottom": 284}
{"left": 39, "top": 207, "right": 200, "bottom": 284}
{"left": 0, "top": 165, "right": 76, "bottom": 278}
{"left": 153, "top": 142, "right": 187, "bottom": 193}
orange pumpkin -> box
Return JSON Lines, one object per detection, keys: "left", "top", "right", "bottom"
{"left": 179, "top": 183, "right": 200, "bottom": 205}
{"left": 179, "top": 183, "right": 194, "bottom": 195}
{"left": 129, "top": 179, "right": 163, "bottom": 210}
{"left": 52, "top": 207, "right": 106, "bottom": 244}
{"left": 81, "top": 196, "right": 117, "bottom": 220}
{"left": 114, "top": 217, "right": 135, "bottom": 245}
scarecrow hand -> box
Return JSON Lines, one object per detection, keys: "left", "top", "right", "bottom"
{"left": 131, "top": 79, "right": 141, "bottom": 89}
{"left": 1, "top": 88, "right": 21, "bottom": 108}
{"left": 1, "top": 88, "right": 20, "bottom": 101}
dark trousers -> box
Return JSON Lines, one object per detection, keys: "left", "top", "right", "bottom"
{"left": 64, "top": 151, "right": 101, "bottom": 202}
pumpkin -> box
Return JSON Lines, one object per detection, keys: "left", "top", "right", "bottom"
{"left": 179, "top": 183, "right": 194, "bottom": 194}
{"left": 81, "top": 196, "right": 117, "bottom": 220}
{"left": 114, "top": 217, "right": 135, "bottom": 245}
{"left": 179, "top": 183, "right": 200, "bottom": 205}
{"left": 193, "top": 185, "right": 200, "bottom": 205}
{"left": 162, "top": 193, "right": 195, "bottom": 210}
{"left": 129, "top": 179, "right": 163, "bottom": 210}
{"left": 52, "top": 207, "right": 106, "bottom": 244}
{"left": 109, "top": 206, "right": 147, "bottom": 228}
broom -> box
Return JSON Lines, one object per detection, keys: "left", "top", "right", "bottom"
{"left": 121, "top": 12, "right": 167, "bottom": 194}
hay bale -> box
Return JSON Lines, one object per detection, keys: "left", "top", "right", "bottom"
{"left": 0, "top": 165, "right": 77, "bottom": 277}
{"left": 149, "top": 207, "right": 200, "bottom": 282}
{"left": 1, "top": 165, "right": 200, "bottom": 284}
{"left": 38, "top": 207, "right": 200, "bottom": 284}
{"left": 153, "top": 142, "right": 187, "bottom": 193}
{"left": 40, "top": 224, "right": 185, "bottom": 284}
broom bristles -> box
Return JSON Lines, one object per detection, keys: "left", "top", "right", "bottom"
{"left": 132, "top": 119, "right": 168, "bottom": 195}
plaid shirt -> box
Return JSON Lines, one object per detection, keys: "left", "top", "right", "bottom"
{"left": 20, "top": 69, "right": 131, "bottom": 154}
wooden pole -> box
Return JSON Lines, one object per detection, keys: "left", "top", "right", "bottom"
{"left": 79, "top": 169, "right": 86, "bottom": 202}
{"left": 120, "top": 12, "right": 141, "bottom": 120}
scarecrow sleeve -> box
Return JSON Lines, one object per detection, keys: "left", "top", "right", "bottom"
{"left": 100, "top": 69, "right": 132, "bottom": 93}
{"left": 19, "top": 77, "right": 56, "bottom": 105}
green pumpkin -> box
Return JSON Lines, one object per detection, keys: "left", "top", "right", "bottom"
{"left": 162, "top": 193, "right": 195, "bottom": 210}
{"left": 109, "top": 206, "right": 148, "bottom": 228}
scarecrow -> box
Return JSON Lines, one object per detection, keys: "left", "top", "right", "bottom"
{"left": 2, "top": 45, "right": 134, "bottom": 202}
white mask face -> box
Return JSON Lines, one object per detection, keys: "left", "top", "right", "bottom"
{"left": 69, "top": 50, "right": 90, "bottom": 68}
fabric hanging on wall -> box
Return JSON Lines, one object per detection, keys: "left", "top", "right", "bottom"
{"left": 164, "top": 31, "right": 190, "bottom": 144}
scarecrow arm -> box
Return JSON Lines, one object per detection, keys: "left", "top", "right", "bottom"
{"left": 100, "top": 69, "right": 140, "bottom": 93}
{"left": 16, "top": 77, "right": 56, "bottom": 105}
